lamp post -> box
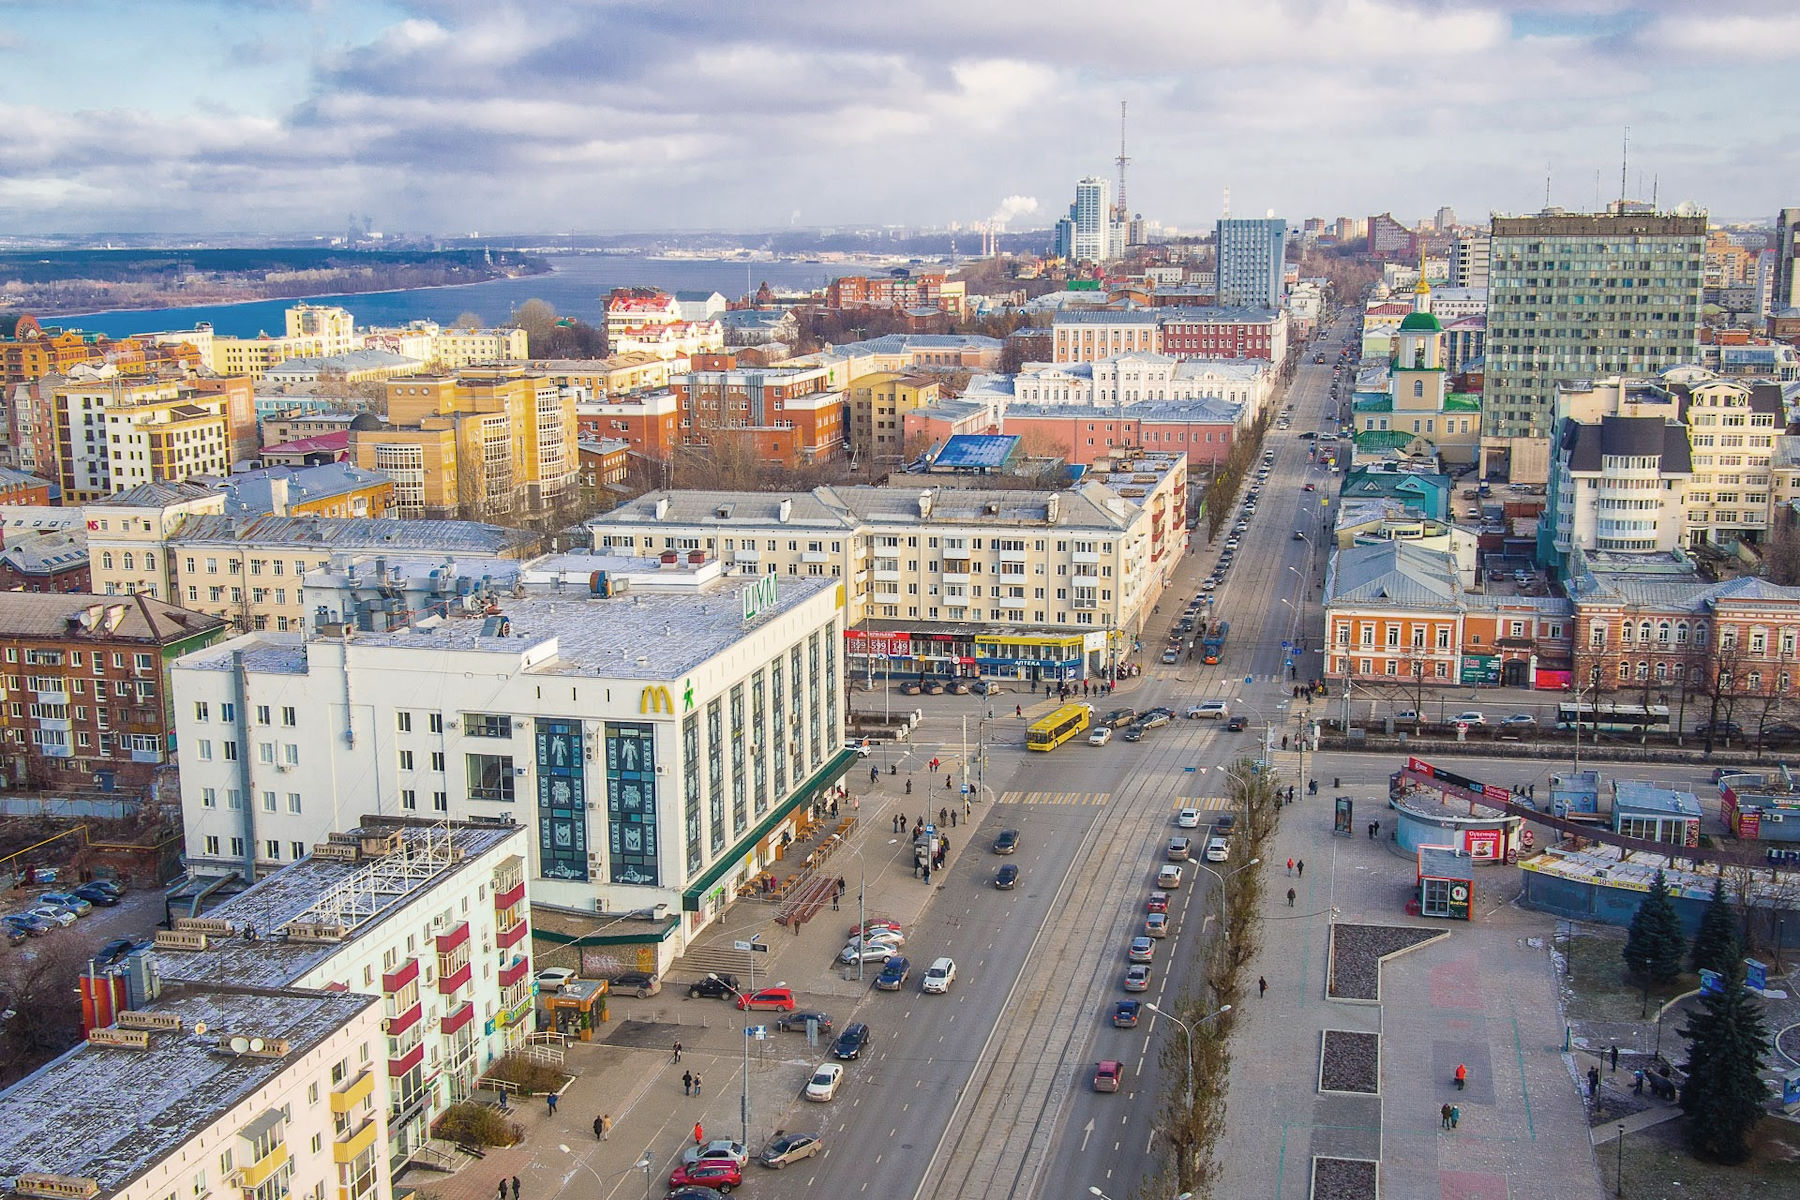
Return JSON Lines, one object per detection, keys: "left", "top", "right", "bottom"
{"left": 706, "top": 972, "right": 754, "bottom": 1147}
{"left": 1141, "top": 1001, "right": 1229, "bottom": 1192}
{"left": 1195, "top": 857, "right": 1260, "bottom": 942}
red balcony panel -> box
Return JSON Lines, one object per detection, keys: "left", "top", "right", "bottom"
{"left": 381, "top": 958, "right": 420, "bottom": 994}
{"left": 384, "top": 1000, "right": 422, "bottom": 1037}
{"left": 435, "top": 922, "right": 470, "bottom": 954}
{"left": 440, "top": 1001, "right": 475, "bottom": 1036}
{"left": 498, "top": 957, "right": 530, "bottom": 988}
{"left": 387, "top": 1040, "right": 425, "bottom": 1077}
{"left": 438, "top": 960, "right": 472, "bottom": 995}
{"left": 497, "top": 920, "right": 529, "bottom": 951}
{"left": 494, "top": 881, "right": 526, "bottom": 909}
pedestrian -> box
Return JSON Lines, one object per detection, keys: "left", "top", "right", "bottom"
{"left": 1610, "top": 1043, "right": 1619, "bottom": 1072}
{"left": 946, "top": 776, "right": 952, "bottom": 791}
{"left": 1449, "top": 1105, "right": 1460, "bottom": 1128}
{"left": 672, "top": 1041, "right": 682, "bottom": 1063}
{"left": 546, "top": 1092, "right": 558, "bottom": 1115}
{"left": 497, "top": 1181, "right": 507, "bottom": 1200}
{"left": 1588, "top": 1065, "right": 1601, "bottom": 1096}
{"left": 922, "top": 865, "right": 931, "bottom": 884}
{"left": 1287, "top": 887, "right": 1296, "bottom": 907}
{"left": 693, "top": 1121, "right": 704, "bottom": 1146}
{"left": 693, "top": 1073, "right": 702, "bottom": 1095}
{"left": 682, "top": 1070, "right": 693, "bottom": 1095}
{"left": 1287, "top": 857, "right": 1294, "bottom": 875}
{"left": 594, "top": 1114, "right": 608, "bottom": 1140}
{"left": 941, "top": 806, "right": 949, "bottom": 825}
{"left": 510, "top": 1178, "right": 520, "bottom": 1200}
{"left": 965, "top": 800, "right": 972, "bottom": 817}
{"left": 1368, "top": 821, "right": 1377, "bottom": 840}
{"left": 1440, "top": 1102, "right": 1452, "bottom": 1129}
{"left": 905, "top": 778, "right": 912, "bottom": 795}
{"left": 1297, "top": 859, "right": 1305, "bottom": 878}
{"left": 950, "top": 808, "right": 957, "bottom": 827}
{"left": 1016, "top": 704, "right": 1023, "bottom": 718}
{"left": 1258, "top": 975, "right": 1267, "bottom": 997}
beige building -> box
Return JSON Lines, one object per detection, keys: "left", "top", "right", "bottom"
{"left": 847, "top": 372, "right": 940, "bottom": 463}
{"left": 87, "top": 481, "right": 228, "bottom": 600}
{"left": 50, "top": 378, "right": 233, "bottom": 503}
{"left": 1679, "top": 375, "right": 1784, "bottom": 548}
{"left": 207, "top": 305, "right": 360, "bottom": 380}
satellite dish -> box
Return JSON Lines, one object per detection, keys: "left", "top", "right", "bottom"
{"left": 193, "top": 1021, "right": 208, "bottom": 1036}
{"left": 249, "top": 1038, "right": 266, "bottom": 1053}
{"left": 230, "top": 1036, "right": 250, "bottom": 1052}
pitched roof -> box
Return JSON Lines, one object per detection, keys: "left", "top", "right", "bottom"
{"left": 0, "top": 592, "right": 224, "bottom": 644}
{"left": 88, "top": 480, "right": 217, "bottom": 509}
{"left": 1326, "top": 540, "right": 1460, "bottom": 609}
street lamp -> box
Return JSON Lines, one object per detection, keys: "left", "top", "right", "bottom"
{"left": 1092, "top": 1187, "right": 1194, "bottom": 1200}
{"left": 1143, "top": 1000, "right": 1230, "bottom": 1186}
{"left": 1196, "top": 858, "right": 1260, "bottom": 942}
{"left": 706, "top": 972, "right": 755, "bottom": 1147}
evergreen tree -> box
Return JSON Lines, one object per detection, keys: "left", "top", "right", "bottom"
{"left": 1688, "top": 876, "right": 1740, "bottom": 977}
{"left": 1623, "top": 868, "right": 1685, "bottom": 982}
{"left": 1678, "top": 965, "right": 1771, "bottom": 1164}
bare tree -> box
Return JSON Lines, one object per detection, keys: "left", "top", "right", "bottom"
{"left": 0, "top": 938, "right": 90, "bottom": 1085}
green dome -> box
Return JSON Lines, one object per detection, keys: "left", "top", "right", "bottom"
{"left": 1398, "top": 311, "right": 1442, "bottom": 332}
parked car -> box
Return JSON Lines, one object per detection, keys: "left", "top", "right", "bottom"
{"left": 668, "top": 1160, "right": 742, "bottom": 1192}
{"left": 758, "top": 1132, "right": 823, "bottom": 1168}
{"left": 831, "top": 1021, "right": 873, "bottom": 1059}
{"left": 3, "top": 913, "right": 51, "bottom": 938}
{"left": 1093, "top": 1060, "right": 1124, "bottom": 1092}
{"left": 38, "top": 892, "right": 91, "bottom": 917}
{"left": 688, "top": 972, "right": 741, "bottom": 1000}
{"left": 945, "top": 679, "right": 971, "bottom": 694}
{"left": 805, "top": 1062, "right": 845, "bottom": 1101}
{"left": 1123, "top": 965, "right": 1151, "bottom": 992}
{"left": 610, "top": 971, "right": 660, "bottom": 998}
{"left": 776, "top": 1010, "right": 834, "bottom": 1034}
{"left": 681, "top": 1139, "right": 749, "bottom": 1168}
{"left": 875, "top": 957, "right": 911, "bottom": 992}
{"left": 921, "top": 679, "right": 945, "bottom": 695}
{"left": 29, "top": 906, "right": 76, "bottom": 928}
{"left": 534, "top": 968, "right": 577, "bottom": 992}
{"left": 1452, "top": 711, "right": 1486, "bottom": 726}
{"left": 1, "top": 923, "right": 22, "bottom": 947}
{"left": 994, "top": 864, "right": 1019, "bottom": 890}
{"left": 1500, "top": 713, "right": 1537, "bottom": 727}
{"left": 922, "top": 957, "right": 957, "bottom": 994}
{"left": 845, "top": 928, "right": 905, "bottom": 948}
{"left": 972, "top": 679, "right": 1007, "bottom": 696}
{"left": 1128, "top": 936, "right": 1155, "bottom": 963}
{"left": 1392, "top": 710, "right": 1423, "bottom": 723}
{"left": 1112, "top": 999, "right": 1141, "bottom": 1028}
{"left": 850, "top": 919, "right": 903, "bottom": 936}
{"left": 1759, "top": 723, "right": 1800, "bottom": 745}
{"left": 73, "top": 884, "right": 120, "bottom": 907}
{"left": 992, "top": 829, "right": 1019, "bottom": 854}
{"left": 736, "top": 987, "right": 798, "bottom": 1011}
{"left": 838, "top": 943, "right": 897, "bottom": 965}
{"left": 1696, "top": 720, "right": 1744, "bottom": 738}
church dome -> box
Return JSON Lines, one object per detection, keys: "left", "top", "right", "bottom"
{"left": 348, "top": 412, "right": 384, "bottom": 432}
{"left": 1398, "top": 311, "right": 1442, "bottom": 333}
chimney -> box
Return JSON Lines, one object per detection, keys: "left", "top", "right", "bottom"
{"left": 918, "top": 490, "right": 933, "bottom": 520}
{"left": 267, "top": 476, "right": 290, "bottom": 516}
{"left": 778, "top": 499, "right": 793, "bottom": 523}
{"left": 653, "top": 497, "right": 669, "bottom": 520}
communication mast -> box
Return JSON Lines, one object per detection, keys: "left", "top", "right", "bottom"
{"left": 1113, "top": 100, "right": 1131, "bottom": 223}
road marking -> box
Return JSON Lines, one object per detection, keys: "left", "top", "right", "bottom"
{"left": 998, "top": 790, "right": 1110, "bottom": 806}
{"left": 1179, "top": 793, "right": 1233, "bottom": 808}
{"left": 1080, "top": 1119, "right": 1094, "bottom": 1151}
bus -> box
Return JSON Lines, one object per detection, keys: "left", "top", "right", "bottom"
{"left": 1027, "top": 702, "right": 1091, "bottom": 751}
{"left": 1201, "top": 621, "right": 1229, "bottom": 665}
{"left": 1554, "top": 701, "right": 1672, "bottom": 735}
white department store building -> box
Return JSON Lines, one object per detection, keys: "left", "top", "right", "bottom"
{"left": 172, "top": 555, "right": 851, "bottom": 954}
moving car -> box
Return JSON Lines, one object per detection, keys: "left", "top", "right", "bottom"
{"left": 1186, "top": 701, "right": 1229, "bottom": 720}
{"left": 1087, "top": 726, "right": 1112, "bottom": 746}
{"left": 1176, "top": 807, "right": 1202, "bottom": 829}
{"left": 922, "top": 957, "right": 957, "bottom": 994}
{"left": 1166, "top": 837, "right": 1192, "bottom": 861}
{"left": 610, "top": 971, "right": 660, "bottom": 998}
{"left": 681, "top": 1139, "right": 750, "bottom": 1168}
{"left": 534, "top": 968, "right": 577, "bottom": 992}
{"left": 875, "top": 957, "right": 911, "bottom": 992}
{"left": 805, "top": 1062, "right": 845, "bottom": 1101}
{"left": 776, "top": 1010, "right": 834, "bottom": 1034}
{"left": 1144, "top": 912, "right": 1169, "bottom": 938}
{"left": 1452, "top": 711, "right": 1486, "bottom": 725}
{"left": 1112, "top": 1000, "right": 1141, "bottom": 1028}
{"left": 758, "top": 1132, "right": 823, "bottom": 1168}
{"left": 688, "top": 972, "right": 741, "bottom": 1000}
{"left": 992, "top": 829, "right": 1019, "bottom": 855}
{"left": 843, "top": 740, "right": 872, "bottom": 758}
{"left": 1140, "top": 709, "right": 1174, "bottom": 728}
{"left": 1146, "top": 890, "right": 1171, "bottom": 913}
{"left": 1204, "top": 837, "right": 1231, "bottom": 863}
{"left": 1156, "top": 865, "right": 1183, "bottom": 889}
{"left": 1121, "top": 724, "right": 1148, "bottom": 742}
{"left": 1226, "top": 715, "right": 1248, "bottom": 732}
{"left": 1123, "top": 965, "right": 1151, "bottom": 992}
{"left": 1160, "top": 648, "right": 1180, "bottom": 665}
{"left": 736, "top": 987, "right": 798, "bottom": 1011}
{"left": 668, "top": 1160, "right": 742, "bottom": 1192}
{"left": 1093, "top": 1060, "right": 1124, "bottom": 1092}
{"left": 1500, "top": 713, "right": 1537, "bottom": 727}
{"left": 831, "top": 1021, "right": 873, "bottom": 1059}
{"left": 1128, "top": 936, "right": 1155, "bottom": 963}
{"left": 1098, "top": 708, "right": 1137, "bottom": 728}
{"left": 994, "top": 864, "right": 1019, "bottom": 890}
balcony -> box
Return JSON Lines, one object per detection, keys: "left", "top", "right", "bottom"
{"left": 941, "top": 572, "right": 970, "bottom": 585}
{"left": 873, "top": 569, "right": 902, "bottom": 582}
{"left": 800, "top": 551, "right": 829, "bottom": 565}
{"left": 383, "top": 1000, "right": 422, "bottom": 1037}
{"left": 993, "top": 595, "right": 1027, "bottom": 610}
{"left": 387, "top": 1039, "right": 425, "bottom": 1078}
{"left": 997, "top": 548, "right": 1029, "bottom": 563}
{"left": 438, "top": 960, "right": 472, "bottom": 995}
{"left": 493, "top": 879, "right": 525, "bottom": 910}
{"left": 35, "top": 717, "right": 72, "bottom": 733}
{"left": 330, "top": 1069, "right": 376, "bottom": 1115}
{"left": 1072, "top": 550, "right": 1100, "bottom": 565}
{"left": 332, "top": 1117, "right": 379, "bottom": 1165}
{"left": 1072, "top": 572, "right": 1100, "bottom": 586}
{"left": 497, "top": 918, "right": 528, "bottom": 951}
{"left": 237, "top": 1144, "right": 291, "bottom": 1190}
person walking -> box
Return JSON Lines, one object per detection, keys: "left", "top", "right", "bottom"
{"left": 940, "top": 806, "right": 949, "bottom": 825}
{"left": 965, "top": 799, "right": 972, "bottom": 817}
{"left": 1610, "top": 1044, "right": 1619, "bottom": 1072}
{"left": 497, "top": 1181, "right": 508, "bottom": 1200}
{"left": 1449, "top": 1105, "right": 1460, "bottom": 1128}
{"left": 546, "top": 1092, "right": 558, "bottom": 1115}
{"left": 1258, "top": 975, "right": 1267, "bottom": 997}
{"left": 692, "top": 1073, "right": 702, "bottom": 1096}
{"left": 1016, "top": 704, "right": 1023, "bottom": 718}
{"left": 949, "top": 808, "right": 956, "bottom": 827}
{"left": 672, "top": 1041, "right": 682, "bottom": 1063}
{"left": 1440, "top": 1102, "right": 1453, "bottom": 1129}
{"left": 693, "top": 1121, "right": 704, "bottom": 1146}
{"left": 1287, "top": 858, "right": 1294, "bottom": 875}
{"left": 1287, "top": 887, "right": 1296, "bottom": 907}
{"left": 510, "top": 1179, "right": 520, "bottom": 1200}
{"left": 682, "top": 1070, "right": 693, "bottom": 1096}
{"left": 905, "top": 778, "right": 912, "bottom": 795}
{"left": 1588, "top": 1065, "right": 1601, "bottom": 1096}
{"left": 595, "top": 1114, "right": 609, "bottom": 1140}
{"left": 1297, "top": 859, "right": 1305, "bottom": 878}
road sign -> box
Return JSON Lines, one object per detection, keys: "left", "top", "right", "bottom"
{"left": 747, "top": 1025, "right": 769, "bottom": 1040}
{"left": 733, "top": 939, "right": 768, "bottom": 954}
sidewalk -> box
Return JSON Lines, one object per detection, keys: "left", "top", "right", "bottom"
{"left": 400, "top": 768, "right": 985, "bottom": 1200}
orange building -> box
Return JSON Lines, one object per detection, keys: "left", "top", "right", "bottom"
{"left": 575, "top": 391, "right": 683, "bottom": 461}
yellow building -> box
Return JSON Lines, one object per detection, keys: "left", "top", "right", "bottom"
{"left": 847, "top": 371, "right": 941, "bottom": 463}
{"left": 51, "top": 378, "right": 232, "bottom": 502}
{"left": 206, "top": 304, "right": 358, "bottom": 379}
{"left": 540, "top": 352, "right": 684, "bottom": 398}
{"left": 354, "top": 367, "right": 576, "bottom": 520}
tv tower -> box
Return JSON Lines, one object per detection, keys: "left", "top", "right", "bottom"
{"left": 1113, "top": 100, "right": 1130, "bottom": 223}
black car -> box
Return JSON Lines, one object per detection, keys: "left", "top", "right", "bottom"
{"left": 94, "top": 937, "right": 144, "bottom": 964}
{"left": 1121, "top": 724, "right": 1148, "bottom": 742}
{"left": 1695, "top": 720, "right": 1743, "bottom": 739}
{"left": 992, "top": 829, "right": 1019, "bottom": 854}
{"left": 994, "top": 864, "right": 1019, "bottom": 890}
{"left": 1213, "top": 813, "right": 1237, "bottom": 836}
{"left": 1759, "top": 723, "right": 1800, "bottom": 746}
{"left": 687, "top": 972, "right": 742, "bottom": 1000}
{"left": 831, "top": 1021, "right": 872, "bottom": 1060}
{"left": 1226, "top": 715, "right": 1248, "bottom": 732}
{"left": 776, "top": 1010, "right": 834, "bottom": 1034}
{"left": 74, "top": 884, "right": 121, "bottom": 907}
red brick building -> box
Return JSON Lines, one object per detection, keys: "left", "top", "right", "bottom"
{"left": 0, "top": 593, "right": 226, "bottom": 789}
{"left": 1157, "top": 307, "right": 1287, "bottom": 362}
{"left": 0, "top": 531, "right": 90, "bottom": 593}
{"left": 0, "top": 466, "right": 55, "bottom": 507}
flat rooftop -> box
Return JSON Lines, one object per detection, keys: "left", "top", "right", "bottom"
{"left": 0, "top": 983, "right": 378, "bottom": 1196}
{"left": 157, "top": 821, "right": 522, "bottom": 990}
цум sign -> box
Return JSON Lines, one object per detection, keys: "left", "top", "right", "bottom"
{"left": 742, "top": 571, "right": 780, "bottom": 622}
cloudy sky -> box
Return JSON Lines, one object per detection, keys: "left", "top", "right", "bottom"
{"left": 3, "top": 0, "right": 1796, "bottom": 236}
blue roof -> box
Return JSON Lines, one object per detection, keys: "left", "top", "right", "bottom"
{"left": 933, "top": 435, "right": 1020, "bottom": 470}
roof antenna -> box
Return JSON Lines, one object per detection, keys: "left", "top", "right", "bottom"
{"left": 1544, "top": 161, "right": 1552, "bottom": 211}
{"left": 1620, "top": 126, "right": 1629, "bottom": 204}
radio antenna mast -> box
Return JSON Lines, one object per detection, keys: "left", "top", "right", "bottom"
{"left": 1113, "top": 100, "right": 1131, "bottom": 223}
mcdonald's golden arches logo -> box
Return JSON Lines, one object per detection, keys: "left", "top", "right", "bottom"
{"left": 640, "top": 685, "right": 674, "bottom": 715}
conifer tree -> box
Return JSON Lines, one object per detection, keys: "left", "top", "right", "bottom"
{"left": 1678, "top": 965, "right": 1770, "bottom": 1163}
{"left": 1623, "top": 868, "right": 1684, "bottom": 982}
{"left": 1687, "top": 876, "right": 1740, "bottom": 977}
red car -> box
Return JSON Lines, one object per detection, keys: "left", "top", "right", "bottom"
{"left": 669, "top": 1159, "right": 742, "bottom": 1192}
{"left": 1145, "top": 890, "right": 1170, "bottom": 914}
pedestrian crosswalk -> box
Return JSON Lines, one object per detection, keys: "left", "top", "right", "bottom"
{"left": 999, "top": 790, "right": 1111, "bottom": 807}
{"left": 1179, "top": 795, "right": 1233, "bottom": 810}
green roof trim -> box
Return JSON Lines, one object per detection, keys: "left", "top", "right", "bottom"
{"left": 681, "top": 746, "right": 860, "bottom": 911}
{"left": 1443, "top": 394, "right": 1481, "bottom": 411}
{"left": 1353, "top": 397, "right": 1393, "bottom": 412}
{"left": 1353, "top": 430, "right": 1417, "bottom": 450}
{"left": 1398, "top": 311, "right": 1443, "bottom": 332}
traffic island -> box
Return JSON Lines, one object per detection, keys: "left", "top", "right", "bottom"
{"left": 1310, "top": 1154, "right": 1378, "bottom": 1200}
{"left": 1326, "top": 922, "right": 1448, "bottom": 1002}
{"left": 1318, "top": 1030, "right": 1380, "bottom": 1094}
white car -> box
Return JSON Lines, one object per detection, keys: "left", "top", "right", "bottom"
{"left": 28, "top": 906, "right": 76, "bottom": 928}
{"left": 1452, "top": 711, "right": 1486, "bottom": 726}
{"left": 1186, "top": 701, "right": 1229, "bottom": 720}
{"left": 534, "top": 968, "right": 577, "bottom": 992}
{"left": 844, "top": 741, "right": 873, "bottom": 758}
{"left": 805, "top": 1061, "right": 845, "bottom": 1101}
{"left": 1176, "top": 807, "right": 1202, "bottom": 829}
{"left": 922, "top": 957, "right": 957, "bottom": 994}
{"left": 1088, "top": 726, "right": 1113, "bottom": 746}
{"left": 1204, "top": 837, "right": 1230, "bottom": 863}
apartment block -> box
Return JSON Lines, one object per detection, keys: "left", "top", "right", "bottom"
{"left": 172, "top": 558, "right": 852, "bottom": 954}
{"left": 1014, "top": 354, "right": 1271, "bottom": 413}
{"left": 50, "top": 377, "right": 240, "bottom": 503}
{"left": 1157, "top": 307, "right": 1289, "bottom": 364}
{"left": 673, "top": 362, "right": 846, "bottom": 465}
{"left": 1484, "top": 211, "right": 1706, "bottom": 439}
{"left": 1215, "top": 217, "right": 1287, "bottom": 308}
{"left": 1541, "top": 378, "right": 1692, "bottom": 574}
{"left": 847, "top": 372, "right": 940, "bottom": 463}
{"left": 1051, "top": 310, "right": 1160, "bottom": 363}
{"left": 0, "top": 592, "right": 226, "bottom": 789}
{"left": 206, "top": 305, "right": 359, "bottom": 380}
{"left": 574, "top": 390, "right": 683, "bottom": 461}
{"left": 1679, "top": 375, "right": 1783, "bottom": 548}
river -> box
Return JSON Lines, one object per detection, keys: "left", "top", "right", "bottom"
{"left": 55, "top": 253, "right": 842, "bottom": 339}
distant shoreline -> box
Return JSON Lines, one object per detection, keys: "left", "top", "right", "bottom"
{"left": 48, "top": 263, "right": 554, "bottom": 324}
